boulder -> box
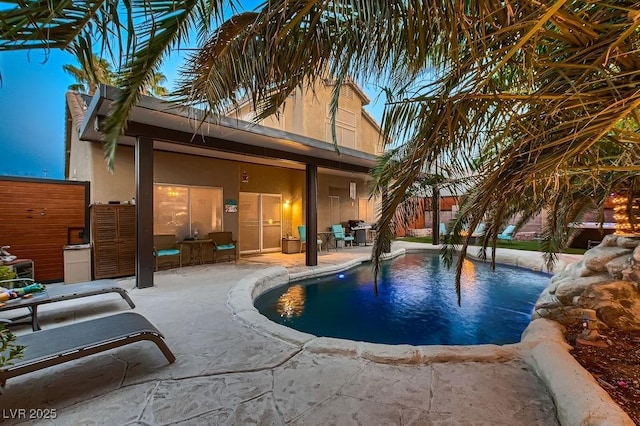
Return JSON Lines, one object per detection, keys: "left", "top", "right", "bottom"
{"left": 616, "top": 236, "right": 640, "bottom": 249}
{"left": 583, "top": 247, "right": 632, "bottom": 272}
{"left": 533, "top": 306, "right": 586, "bottom": 327}
{"left": 599, "top": 234, "right": 619, "bottom": 247}
{"left": 578, "top": 281, "right": 640, "bottom": 330}
{"left": 554, "top": 259, "right": 595, "bottom": 279}
{"left": 554, "top": 274, "right": 613, "bottom": 305}
{"left": 535, "top": 289, "right": 563, "bottom": 309}
{"left": 606, "top": 254, "right": 632, "bottom": 279}
{"left": 634, "top": 245, "right": 640, "bottom": 263}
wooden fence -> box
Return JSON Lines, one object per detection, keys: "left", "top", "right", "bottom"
{"left": 0, "top": 177, "right": 89, "bottom": 282}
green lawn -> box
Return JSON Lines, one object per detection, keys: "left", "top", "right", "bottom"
{"left": 397, "top": 236, "right": 586, "bottom": 255}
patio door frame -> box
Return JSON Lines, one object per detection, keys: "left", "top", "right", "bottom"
{"left": 239, "top": 192, "right": 282, "bottom": 254}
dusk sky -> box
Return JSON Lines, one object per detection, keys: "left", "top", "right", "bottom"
{"left": 0, "top": 20, "right": 385, "bottom": 180}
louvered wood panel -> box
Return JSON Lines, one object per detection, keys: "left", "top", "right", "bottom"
{"left": 91, "top": 204, "right": 136, "bottom": 279}
{"left": 117, "top": 206, "right": 136, "bottom": 276}
{"left": 93, "top": 241, "right": 119, "bottom": 278}
{"left": 0, "top": 178, "right": 88, "bottom": 282}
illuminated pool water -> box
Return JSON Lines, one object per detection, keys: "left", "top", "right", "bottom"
{"left": 254, "top": 253, "right": 551, "bottom": 345}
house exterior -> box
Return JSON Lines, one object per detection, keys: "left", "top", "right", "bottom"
{"left": 65, "top": 80, "right": 383, "bottom": 286}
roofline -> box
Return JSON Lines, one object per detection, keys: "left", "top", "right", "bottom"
{"left": 78, "top": 85, "right": 378, "bottom": 172}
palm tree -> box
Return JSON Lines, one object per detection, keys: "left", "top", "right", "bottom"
{"left": 63, "top": 52, "right": 116, "bottom": 95}
{"left": 2, "top": 1, "right": 639, "bottom": 301}
{"left": 141, "top": 72, "right": 169, "bottom": 98}
{"left": 63, "top": 51, "right": 168, "bottom": 97}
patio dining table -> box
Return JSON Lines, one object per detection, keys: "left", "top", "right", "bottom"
{"left": 318, "top": 231, "right": 336, "bottom": 251}
{"left": 178, "top": 239, "right": 212, "bottom": 265}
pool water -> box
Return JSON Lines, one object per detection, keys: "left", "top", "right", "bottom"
{"left": 254, "top": 253, "right": 551, "bottom": 345}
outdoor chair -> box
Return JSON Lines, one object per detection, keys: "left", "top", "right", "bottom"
{"left": 439, "top": 222, "right": 448, "bottom": 237}
{"left": 330, "top": 224, "right": 354, "bottom": 249}
{"left": 497, "top": 224, "right": 516, "bottom": 242}
{"left": 153, "top": 235, "right": 182, "bottom": 271}
{"left": 471, "top": 223, "right": 486, "bottom": 238}
{"left": 209, "top": 232, "right": 237, "bottom": 263}
{"left": 298, "top": 225, "right": 322, "bottom": 253}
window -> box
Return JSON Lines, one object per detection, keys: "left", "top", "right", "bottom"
{"left": 326, "top": 106, "right": 356, "bottom": 149}
{"left": 154, "top": 184, "right": 223, "bottom": 240}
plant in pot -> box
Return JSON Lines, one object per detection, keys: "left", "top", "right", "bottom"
{"left": 0, "top": 266, "right": 16, "bottom": 282}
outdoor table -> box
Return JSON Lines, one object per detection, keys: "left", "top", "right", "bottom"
{"left": 317, "top": 231, "right": 335, "bottom": 251}
{"left": 178, "top": 239, "right": 212, "bottom": 265}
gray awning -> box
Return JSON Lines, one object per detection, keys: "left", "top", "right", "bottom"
{"left": 79, "top": 85, "right": 379, "bottom": 173}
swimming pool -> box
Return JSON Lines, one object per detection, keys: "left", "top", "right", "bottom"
{"left": 254, "top": 253, "right": 551, "bottom": 345}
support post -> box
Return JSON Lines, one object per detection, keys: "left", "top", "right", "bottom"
{"left": 305, "top": 164, "right": 318, "bottom": 266}
{"left": 136, "top": 137, "right": 154, "bottom": 288}
{"left": 432, "top": 186, "right": 440, "bottom": 245}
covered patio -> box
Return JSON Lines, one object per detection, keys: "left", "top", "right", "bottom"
{"left": 77, "top": 85, "right": 379, "bottom": 289}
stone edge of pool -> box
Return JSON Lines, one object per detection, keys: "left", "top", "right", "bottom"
{"left": 227, "top": 247, "right": 633, "bottom": 426}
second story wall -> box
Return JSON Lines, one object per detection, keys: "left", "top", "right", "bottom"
{"left": 230, "top": 79, "right": 382, "bottom": 156}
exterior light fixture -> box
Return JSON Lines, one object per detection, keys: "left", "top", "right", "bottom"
{"left": 349, "top": 182, "right": 356, "bottom": 200}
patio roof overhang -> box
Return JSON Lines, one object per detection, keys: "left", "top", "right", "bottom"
{"left": 79, "top": 85, "right": 378, "bottom": 174}
{"left": 78, "top": 85, "right": 380, "bottom": 287}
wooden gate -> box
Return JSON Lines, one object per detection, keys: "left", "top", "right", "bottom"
{"left": 0, "top": 177, "right": 89, "bottom": 282}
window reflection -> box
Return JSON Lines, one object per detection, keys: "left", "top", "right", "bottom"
{"left": 461, "top": 259, "right": 477, "bottom": 288}
{"left": 276, "top": 285, "right": 306, "bottom": 318}
{"left": 154, "top": 184, "right": 223, "bottom": 240}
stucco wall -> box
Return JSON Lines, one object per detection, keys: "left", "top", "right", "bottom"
{"left": 67, "top": 130, "right": 94, "bottom": 185}
{"left": 229, "top": 80, "right": 381, "bottom": 156}
{"left": 360, "top": 115, "right": 384, "bottom": 155}
{"left": 317, "top": 173, "right": 372, "bottom": 231}
{"left": 89, "top": 144, "right": 135, "bottom": 204}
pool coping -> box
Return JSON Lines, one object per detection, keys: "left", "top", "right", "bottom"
{"left": 227, "top": 247, "right": 634, "bottom": 425}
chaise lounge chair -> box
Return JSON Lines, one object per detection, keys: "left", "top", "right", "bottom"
{"left": 497, "top": 224, "right": 516, "bottom": 242}
{"left": 471, "top": 223, "right": 486, "bottom": 238}
{"left": 0, "top": 279, "right": 136, "bottom": 331}
{"left": 0, "top": 312, "right": 175, "bottom": 388}
{"left": 439, "top": 222, "right": 448, "bottom": 237}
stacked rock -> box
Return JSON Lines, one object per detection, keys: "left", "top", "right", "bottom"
{"left": 533, "top": 234, "right": 640, "bottom": 331}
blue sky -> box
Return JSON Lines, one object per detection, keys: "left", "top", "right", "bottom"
{"left": 0, "top": 26, "right": 385, "bottom": 180}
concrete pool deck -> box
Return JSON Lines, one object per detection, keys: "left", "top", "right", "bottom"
{"left": 1, "top": 241, "right": 632, "bottom": 425}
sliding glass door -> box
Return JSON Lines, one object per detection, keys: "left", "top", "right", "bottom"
{"left": 239, "top": 192, "right": 282, "bottom": 253}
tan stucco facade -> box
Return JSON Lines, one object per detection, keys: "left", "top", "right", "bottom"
{"left": 67, "top": 79, "right": 382, "bottom": 253}
{"left": 233, "top": 80, "right": 383, "bottom": 156}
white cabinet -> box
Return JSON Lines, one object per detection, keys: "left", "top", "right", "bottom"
{"left": 63, "top": 244, "right": 91, "bottom": 284}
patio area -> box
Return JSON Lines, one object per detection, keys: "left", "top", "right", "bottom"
{"left": 0, "top": 242, "right": 628, "bottom": 425}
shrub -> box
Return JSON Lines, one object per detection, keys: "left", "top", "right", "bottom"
{"left": 0, "top": 266, "right": 16, "bottom": 282}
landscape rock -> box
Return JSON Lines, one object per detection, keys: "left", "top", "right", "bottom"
{"left": 606, "top": 254, "right": 632, "bottom": 279}
{"left": 533, "top": 306, "right": 585, "bottom": 327}
{"left": 578, "top": 281, "right": 640, "bottom": 330}
{"left": 634, "top": 245, "right": 640, "bottom": 262}
{"left": 616, "top": 236, "right": 640, "bottom": 249}
{"left": 536, "top": 238, "right": 640, "bottom": 337}
{"left": 534, "top": 289, "right": 563, "bottom": 309}
{"left": 552, "top": 274, "right": 613, "bottom": 305}
{"left": 583, "top": 247, "right": 632, "bottom": 272}
{"left": 599, "top": 234, "right": 619, "bottom": 247}
{"left": 556, "top": 259, "right": 594, "bottom": 279}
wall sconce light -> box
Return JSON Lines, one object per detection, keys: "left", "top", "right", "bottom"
{"left": 349, "top": 182, "right": 357, "bottom": 200}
